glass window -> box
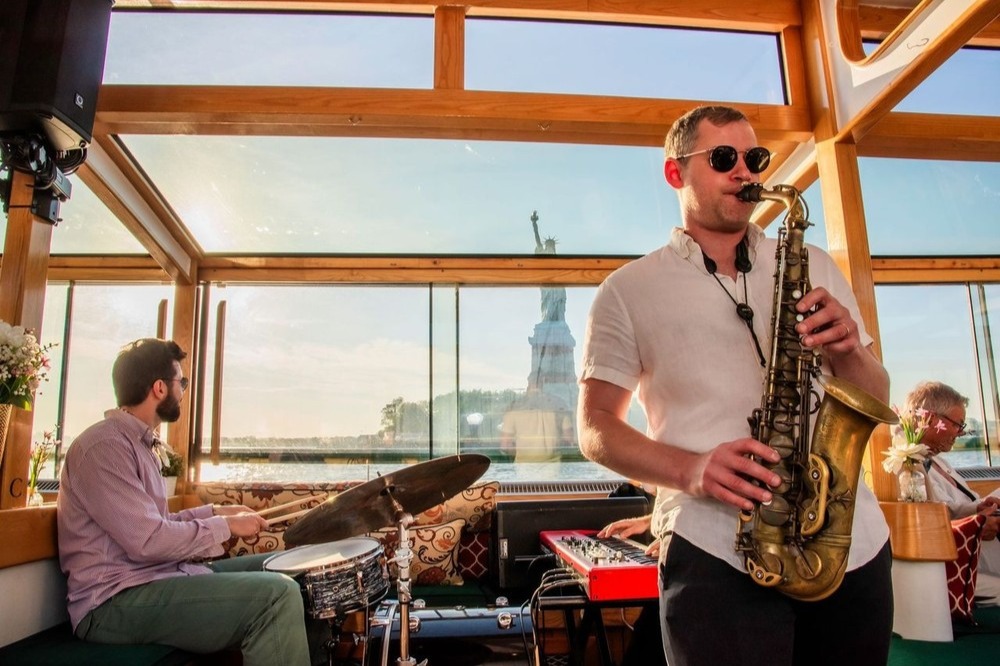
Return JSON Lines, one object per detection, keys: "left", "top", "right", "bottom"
{"left": 460, "top": 286, "right": 582, "bottom": 480}
{"left": 875, "top": 283, "right": 987, "bottom": 466}
{"left": 0, "top": 175, "right": 146, "bottom": 255}
{"left": 105, "top": 12, "right": 432, "bottom": 88}
{"left": 51, "top": 180, "right": 149, "bottom": 254}
{"left": 978, "top": 284, "right": 1000, "bottom": 463}
{"left": 860, "top": 158, "right": 1000, "bottom": 256}
{"left": 761, "top": 180, "right": 828, "bottom": 251}
{"left": 199, "top": 285, "right": 433, "bottom": 483}
{"left": 466, "top": 19, "right": 785, "bottom": 103}
{"left": 36, "top": 283, "right": 175, "bottom": 476}
{"left": 122, "top": 136, "right": 676, "bottom": 255}
{"left": 887, "top": 45, "right": 1000, "bottom": 116}
{"left": 30, "top": 286, "right": 69, "bottom": 480}
{"left": 196, "top": 283, "right": 627, "bottom": 484}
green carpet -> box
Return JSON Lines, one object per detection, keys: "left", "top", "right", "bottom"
{"left": 889, "top": 607, "right": 1000, "bottom": 666}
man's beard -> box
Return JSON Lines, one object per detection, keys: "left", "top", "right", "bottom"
{"left": 156, "top": 393, "right": 181, "bottom": 423}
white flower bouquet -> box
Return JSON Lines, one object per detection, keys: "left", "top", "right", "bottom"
{"left": 0, "top": 320, "right": 54, "bottom": 410}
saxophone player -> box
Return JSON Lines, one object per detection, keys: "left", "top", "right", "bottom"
{"left": 578, "top": 106, "right": 892, "bottom": 666}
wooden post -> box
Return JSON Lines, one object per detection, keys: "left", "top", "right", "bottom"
{"left": 815, "top": 137, "right": 896, "bottom": 502}
{"left": 0, "top": 169, "right": 55, "bottom": 509}
{"left": 434, "top": 6, "right": 466, "bottom": 90}
{"left": 167, "top": 279, "right": 197, "bottom": 496}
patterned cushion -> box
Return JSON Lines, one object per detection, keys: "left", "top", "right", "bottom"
{"left": 369, "top": 518, "right": 466, "bottom": 586}
{"left": 414, "top": 480, "right": 499, "bottom": 533}
{"left": 198, "top": 478, "right": 498, "bottom": 585}
{"left": 946, "top": 514, "right": 987, "bottom": 624}
{"left": 196, "top": 482, "right": 361, "bottom": 557}
{"left": 458, "top": 529, "right": 491, "bottom": 581}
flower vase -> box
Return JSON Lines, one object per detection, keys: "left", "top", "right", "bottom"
{"left": 164, "top": 476, "right": 178, "bottom": 496}
{"left": 897, "top": 463, "right": 928, "bottom": 502}
{"left": 27, "top": 488, "right": 44, "bottom": 507}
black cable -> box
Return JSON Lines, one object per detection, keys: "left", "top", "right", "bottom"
{"left": 0, "top": 133, "right": 82, "bottom": 187}
{"left": 706, "top": 266, "right": 767, "bottom": 368}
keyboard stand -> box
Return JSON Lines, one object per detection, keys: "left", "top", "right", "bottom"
{"left": 537, "top": 589, "right": 656, "bottom": 666}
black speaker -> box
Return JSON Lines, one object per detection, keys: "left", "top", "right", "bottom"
{"left": 0, "top": 0, "right": 113, "bottom": 152}
{"left": 492, "top": 496, "right": 650, "bottom": 591}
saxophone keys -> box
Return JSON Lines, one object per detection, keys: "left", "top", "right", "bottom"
{"left": 800, "top": 454, "right": 832, "bottom": 537}
{"left": 794, "top": 549, "right": 824, "bottom": 581}
{"left": 759, "top": 495, "right": 792, "bottom": 527}
{"left": 747, "top": 556, "right": 783, "bottom": 587}
{"left": 767, "top": 434, "right": 794, "bottom": 459}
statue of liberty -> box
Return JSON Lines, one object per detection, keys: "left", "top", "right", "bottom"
{"left": 531, "top": 210, "right": 566, "bottom": 322}
{"left": 525, "top": 210, "right": 578, "bottom": 424}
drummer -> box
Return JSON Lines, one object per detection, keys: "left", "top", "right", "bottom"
{"left": 57, "top": 338, "right": 321, "bottom": 666}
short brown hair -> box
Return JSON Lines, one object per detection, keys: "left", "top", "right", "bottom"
{"left": 664, "top": 105, "right": 749, "bottom": 161}
{"left": 112, "top": 338, "right": 187, "bottom": 407}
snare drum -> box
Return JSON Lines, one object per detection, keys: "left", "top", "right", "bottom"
{"left": 264, "top": 537, "right": 389, "bottom": 620}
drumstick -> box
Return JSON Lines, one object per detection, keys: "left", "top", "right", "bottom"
{"left": 265, "top": 508, "right": 311, "bottom": 526}
{"left": 257, "top": 495, "right": 328, "bottom": 518}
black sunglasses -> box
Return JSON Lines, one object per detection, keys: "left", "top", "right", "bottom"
{"left": 675, "top": 145, "right": 771, "bottom": 174}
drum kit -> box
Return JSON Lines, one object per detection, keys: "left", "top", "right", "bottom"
{"left": 261, "top": 453, "right": 491, "bottom": 666}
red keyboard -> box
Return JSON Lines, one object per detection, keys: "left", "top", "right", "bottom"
{"left": 539, "top": 529, "right": 658, "bottom": 602}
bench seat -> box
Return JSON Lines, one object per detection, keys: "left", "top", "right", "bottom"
{"left": 0, "top": 622, "right": 197, "bottom": 666}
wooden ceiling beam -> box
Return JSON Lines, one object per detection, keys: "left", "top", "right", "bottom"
{"left": 40, "top": 255, "right": 1000, "bottom": 286}
{"left": 820, "top": 0, "right": 1000, "bottom": 144}
{"left": 76, "top": 137, "right": 200, "bottom": 283}
{"left": 108, "top": 0, "right": 1000, "bottom": 44}
{"left": 860, "top": 112, "right": 1000, "bottom": 161}
{"left": 858, "top": 5, "right": 1000, "bottom": 47}
{"left": 94, "top": 86, "right": 814, "bottom": 147}
{"left": 110, "top": 0, "right": 802, "bottom": 32}
{"left": 872, "top": 257, "right": 1000, "bottom": 283}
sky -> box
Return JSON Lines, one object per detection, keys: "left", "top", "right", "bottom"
{"left": 4, "top": 10, "right": 999, "bottom": 463}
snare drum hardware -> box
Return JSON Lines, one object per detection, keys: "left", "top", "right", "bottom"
{"left": 272, "top": 454, "right": 493, "bottom": 666}
{"left": 263, "top": 537, "right": 389, "bottom": 620}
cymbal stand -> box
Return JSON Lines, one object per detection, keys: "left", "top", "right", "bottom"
{"left": 388, "top": 501, "right": 427, "bottom": 666}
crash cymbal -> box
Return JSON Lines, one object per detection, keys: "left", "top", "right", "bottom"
{"left": 283, "top": 453, "right": 491, "bottom": 547}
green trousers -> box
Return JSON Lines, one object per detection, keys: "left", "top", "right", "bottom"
{"left": 76, "top": 554, "right": 313, "bottom": 666}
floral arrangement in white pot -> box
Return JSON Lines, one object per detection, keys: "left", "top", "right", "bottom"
{"left": 882, "top": 407, "right": 939, "bottom": 502}
{"left": 153, "top": 440, "right": 183, "bottom": 495}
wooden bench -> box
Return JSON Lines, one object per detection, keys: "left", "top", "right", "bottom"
{"left": 0, "top": 506, "right": 239, "bottom": 666}
{"left": 0, "top": 622, "right": 202, "bottom": 666}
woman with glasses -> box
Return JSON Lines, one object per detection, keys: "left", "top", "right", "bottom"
{"left": 904, "top": 381, "right": 1000, "bottom": 606}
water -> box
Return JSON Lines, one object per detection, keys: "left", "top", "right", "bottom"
{"left": 194, "top": 451, "right": 995, "bottom": 486}
{"left": 942, "top": 448, "right": 992, "bottom": 469}
{"left": 195, "top": 460, "right": 627, "bottom": 485}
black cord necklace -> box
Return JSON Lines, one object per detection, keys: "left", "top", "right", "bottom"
{"left": 703, "top": 250, "right": 767, "bottom": 368}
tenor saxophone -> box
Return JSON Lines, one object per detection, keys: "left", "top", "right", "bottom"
{"left": 734, "top": 183, "right": 897, "bottom": 602}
